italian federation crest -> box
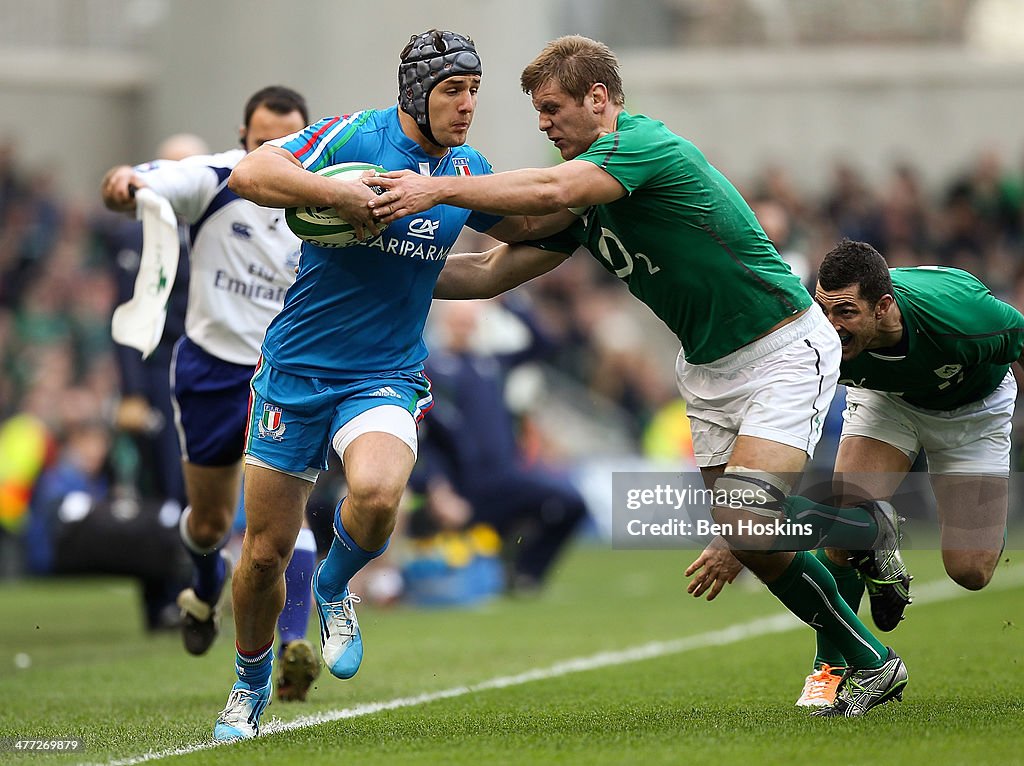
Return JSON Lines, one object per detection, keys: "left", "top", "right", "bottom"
{"left": 453, "top": 157, "right": 472, "bottom": 177}
{"left": 258, "top": 404, "right": 287, "bottom": 441}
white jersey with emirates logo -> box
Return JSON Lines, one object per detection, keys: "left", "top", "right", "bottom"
{"left": 134, "top": 149, "right": 300, "bottom": 365}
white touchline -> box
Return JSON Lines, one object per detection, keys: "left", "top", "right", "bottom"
{"left": 85, "top": 567, "right": 1024, "bottom": 766}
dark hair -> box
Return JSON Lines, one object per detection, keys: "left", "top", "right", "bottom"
{"left": 817, "top": 239, "right": 893, "bottom": 306}
{"left": 521, "top": 35, "right": 624, "bottom": 106}
{"left": 243, "top": 85, "right": 309, "bottom": 128}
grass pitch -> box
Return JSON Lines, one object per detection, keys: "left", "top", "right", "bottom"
{"left": 1, "top": 545, "right": 1022, "bottom": 766}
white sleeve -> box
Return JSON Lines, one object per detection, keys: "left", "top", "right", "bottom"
{"left": 133, "top": 156, "right": 230, "bottom": 224}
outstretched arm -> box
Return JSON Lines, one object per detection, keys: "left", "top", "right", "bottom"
{"left": 435, "top": 243, "right": 572, "bottom": 300}
{"left": 485, "top": 209, "right": 579, "bottom": 243}
{"left": 369, "top": 160, "right": 625, "bottom": 224}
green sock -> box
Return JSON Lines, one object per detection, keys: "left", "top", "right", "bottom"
{"left": 812, "top": 548, "right": 865, "bottom": 668}
{"left": 767, "top": 551, "right": 886, "bottom": 670}
{"left": 772, "top": 495, "right": 879, "bottom": 551}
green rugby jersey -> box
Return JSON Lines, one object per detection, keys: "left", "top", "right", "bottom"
{"left": 555, "top": 112, "right": 810, "bottom": 364}
{"left": 839, "top": 267, "right": 1024, "bottom": 410}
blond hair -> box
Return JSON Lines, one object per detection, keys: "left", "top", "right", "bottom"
{"left": 520, "top": 35, "right": 625, "bottom": 105}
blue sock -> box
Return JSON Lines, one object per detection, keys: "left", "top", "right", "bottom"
{"left": 278, "top": 528, "right": 316, "bottom": 646}
{"left": 178, "top": 507, "right": 226, "bottom": 604}
{"left": 316, "top": 499, "right": 388, "bottom": 595}
{"left": 234, "top": 642, "right": 273, "bottom": 689}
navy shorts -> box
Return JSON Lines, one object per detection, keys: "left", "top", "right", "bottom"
{"left": 170, "top": 336, "right": 256, "bottom": 466}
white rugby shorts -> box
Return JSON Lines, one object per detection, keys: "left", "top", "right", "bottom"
{"left": 841, "top": 370, "right": 1016, "bottom": 476}
{"left": 676, "top": 305, "right": 841, "bottom": 468}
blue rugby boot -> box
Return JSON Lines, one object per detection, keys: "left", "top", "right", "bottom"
{"left": 213, "top": 680, "right": 272, "bottom": 740}
{"left": 312, "top": 561, "right": 363, "bottom": 679}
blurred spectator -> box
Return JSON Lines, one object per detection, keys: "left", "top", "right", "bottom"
{"left": 577, "top": 287, "right": 679, "bottom": 435}
{"left": 822, "top": 160, "right": 884, "bottom": 245}
{"left": 24, "top": 406, "right": 188, "bottom": 630}
{"left": 521, "top": 255, "right": 680, "bottom": 443}
{"left": 0, "top": 400, "right": 56, "bottom": 575}
{"left": 969, "top": 147, "right": 1017, "bottom": 238}
{"left": 936, "top": 179, "right": 987, "bottom": 268}
{"left": 877, "top": 162, "right": 931, "bottom": 257}
{"left": 753, "top": 197, "right": 812, "bottom": 287}
{"left": 411, "top": 298, "right": 589, "bottom": 594}
{"left": 0, "top": 138, "right": 24, "bottom": 222}
{"left": 25, "top": 415, "right": 113, "bottom": 575}
{"left": 641, "top": 399, "right": 694, "bottom": 463}
{"left": 0, "top": 140, "right": 188, "bottom": 627}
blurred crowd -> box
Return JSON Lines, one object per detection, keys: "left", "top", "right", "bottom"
{"left": 2, "top": 136, "right": 1024, "bottom": 585}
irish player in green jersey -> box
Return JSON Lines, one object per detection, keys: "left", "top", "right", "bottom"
{"left": 794, "top": 239, "right": 1023, "bottom": 705}
{"left": 368, "top": 36, "right": 908, "bottom": 717}
{"left": 690, "top": 239, "right": 1024, "bottom": 708}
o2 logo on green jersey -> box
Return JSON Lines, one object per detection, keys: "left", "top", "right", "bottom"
{"left": 594, "top": 227, "right": 660, "bottom": 279}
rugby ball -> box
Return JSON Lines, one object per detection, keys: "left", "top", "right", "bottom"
{"left": 285, "top": 161, "right": 385, "bottom": 248}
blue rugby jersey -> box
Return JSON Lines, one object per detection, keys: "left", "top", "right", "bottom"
{"left": 263, "top": 106, "right": 500, "bottom": 376}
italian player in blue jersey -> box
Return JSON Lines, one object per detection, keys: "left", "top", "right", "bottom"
{"left": 214, "top": 30, "right": 571, "bottom": 740}
{"left": 101, "top": 87, "right": 323, "bottom": 703}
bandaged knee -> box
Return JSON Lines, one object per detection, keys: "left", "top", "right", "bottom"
{"left": 709, "top": 468, "right": 796, "bottom": 551}
{"left": 711, "top": 467, "right": 791, "bottom": 519}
